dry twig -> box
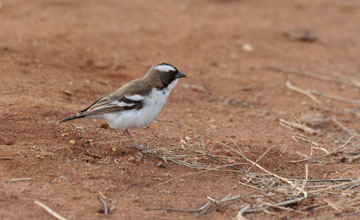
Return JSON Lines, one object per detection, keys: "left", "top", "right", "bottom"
{"left": 0, "top": 157, "right": 12, "bottom": 160}
{"left": 235, "top": 204, "right": 250, "bottom": 220}
{"left": 242, "top": 133, "right": 289, "bottom": 172}
{"left": 147, "top": 201, "right": 212, "bottom": 213}
{"left": 148, "top": 193, "right": 241, "bottom": 214}
{"left": 212, "top": 137, "right": 308, "bottom": 198}
{"left": 292, "top": 135, "right": 328, "bottom": 153}
{"left": 144, "top": 121, "right": 360, "bottom": 218}
{"left": 309, "top": 179, "right": 360, "bottom": 194}
{"left": 34, "top": 200, "right": 69, "bottom": 220}
{"left": 279, "top": 118, "right": 317, "bottom": 135}
{"left": 312, "top": 90, "right": 360, "bottom": 104}
{"left": 98, "top": 197, "right": 108, "bottom": 214}
{"left": 298, "top": 164, "right": 309, "bottom": 195}
{"left": 8, "top": 177, "right": 32, "bottom": 183}
{"left": 285, "top": 81, "right": 320, "bottom": 103}
{"left": 266, "top": 66, "right": 360, "bottom": 88}
{"left": 291, "top": 136, "right": 354, "bottom": 163}
{"left": 332, "top": 117, "right": 360, "bottom": 137}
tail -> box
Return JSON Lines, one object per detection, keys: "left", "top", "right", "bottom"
{"left": 58, "top": 113, "right": 86, "bottom": 123}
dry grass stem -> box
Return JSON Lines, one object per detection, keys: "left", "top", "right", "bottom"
{"left": 272, "top": 192, "right": 308, "bottom": 208}
{"left": 298, "top": 164, "right": 309, "bottom": 195}
{"left": 150, "top": 169, "right": 217, "bottom": 190}
{"left": 235, "top": 204, "right": 250, "bottom": 220}
{"left": 332, "top": 72, "right": 360, "bottom": 87}
{"left": 241, "top": 133, "right": 289, "bottom": 172}
{"left": 147, "top": 201, "right": 212, "bottom": 213}
{"left": 146, "top": 122, "right": 360, "bottom": 218}
{"left": 309, "top": 179, "right": 360, "bottom": 193}
{"left": 279, "top": 118, "right": 317, "bottom": 135}
{"left": 348, "top": 154, "right": 360, "bottom": 162}
{"left": 266, "top": 66, "right": 337, "bottom": 82}
{"left": 292, "top": 135, "right": 328, "bottom": 153}
{"left": 291, "top": 136, "right": 354, "bottom": 163}
{"left": 304, "top": 178, "right": 358, "bottom": 183}
{"left": 292, "top": 114, "right": 316, "bottom": 158}
{"left": 324, "top": 198, "right": 342, "bottom": 212}
{"left": 148, "top": 193, "right": 242, "bottom": 214}
{"left": 252, "top": 164, "right": 309, "bottom": 211}
{"left": 258, "top": 201, "right": 296, "bottom": 212}
{"left": 299, "top": 112, "right": 329, "bottom": 128}
{"left": 98, "top": 197, "right": 108, "bottom": 214}
{"left": 8, "top": 177, "right": 32, "bottom": 183}
{"left": 266, "top": 66, "right": 360, "bottom": 88}
{"left": 285, "top": 81, "right": 321, "bottom": 103}
{"left": 34, "top": 200, "right": 69, "bottom": 220}
{"left": 0, "top": 156, "right": 12, "bottom": 160}
{"left": 213, "top": 137, "right": 306, "bottom": 195}
{"left": 238, "top": 181, "right": 263, "bottom": 190}
{"left": 332, "top": 117, "right": 360, "bottom": 137}
{"left": 311, "top": 90, "right": 360, "bottom": 104}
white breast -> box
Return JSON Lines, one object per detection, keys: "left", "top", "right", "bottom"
{"left": 102, "top": 79, "right": 178, "bottom": 130}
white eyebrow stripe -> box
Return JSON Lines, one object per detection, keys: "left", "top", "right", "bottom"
{"left": 154, "top": 64, "right": 176, "bottom": 72}
{"left": 124, "top": 94, "right": 145, "bottom": 101}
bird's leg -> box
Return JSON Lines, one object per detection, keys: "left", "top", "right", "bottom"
{"left": 123, "top": 129, "right": 134, "bottom": 140}
{"left": 122, "top": 129, "right": 149, "bottom": 150}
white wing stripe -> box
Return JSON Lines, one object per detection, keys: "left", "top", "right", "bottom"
{"left": 91, "top": 101, "right": 134, "bottom": 111}
{"left": 124, "top": 94, "right": 145, "bottom": 101}
{"left": 112, "top": 101, "right": 135, "bottom": 107}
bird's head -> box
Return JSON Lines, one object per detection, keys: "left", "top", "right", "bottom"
{"left": 147, "top": 63, "right": 186, "bottom": 88}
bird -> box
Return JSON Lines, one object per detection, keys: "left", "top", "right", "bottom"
{"left": 59, "top": 63, "right": 186, "bottom": 149}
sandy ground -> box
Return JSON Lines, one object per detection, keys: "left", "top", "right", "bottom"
{"left": 1, "top": 0, "right": 360, "bottom": 219}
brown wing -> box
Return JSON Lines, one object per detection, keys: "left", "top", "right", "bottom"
{"left": 78, "top": 96, "right": 143, "bottom": 116}
{"left": 78, "top": 78, "right": 152, "bottom": 116}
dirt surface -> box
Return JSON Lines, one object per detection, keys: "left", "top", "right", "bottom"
{"left": 1, "top": 0, "right": 360, "bottom": 219}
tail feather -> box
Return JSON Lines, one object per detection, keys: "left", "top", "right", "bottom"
{"left": 58, "top": 113, "right": 85, "bottom": 123}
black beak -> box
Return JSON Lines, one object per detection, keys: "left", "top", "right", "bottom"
{"left": 176, "top": 72, "right": 187, "bottom": 78}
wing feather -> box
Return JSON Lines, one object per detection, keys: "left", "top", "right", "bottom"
{"left": 78, "top": 94, "right": 146, "bottom": 116}
{"left": 76, "top": 78, "right": 153, "bottom": 117}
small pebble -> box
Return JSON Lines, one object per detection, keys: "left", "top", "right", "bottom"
{"left": 63, "top": 90, "right": 73, "bottom": 96}
{"left": 69, "top": 140, "right": 76, "bottom": 145}
{"left": 242, "top": 43, "right": 254, "bottom": 52}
